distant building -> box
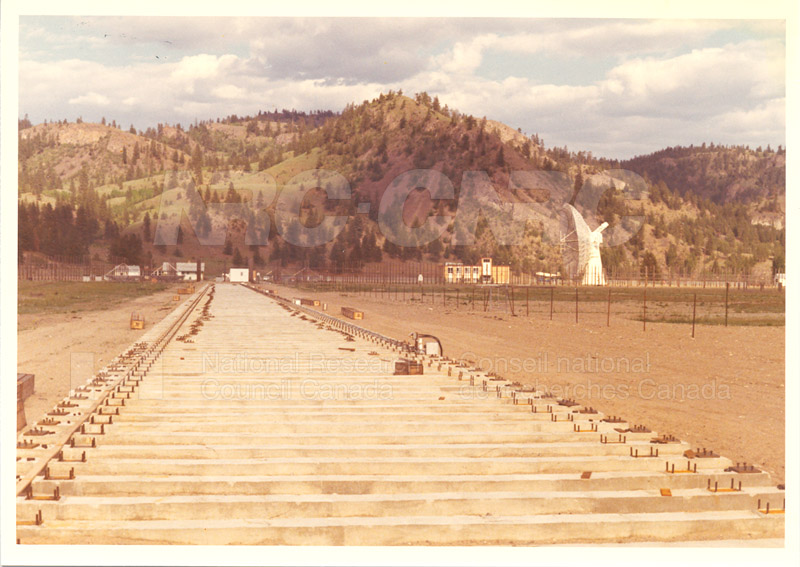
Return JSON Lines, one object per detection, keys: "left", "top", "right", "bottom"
{"left": 153, "top": 261, "right": 205, "bottom": 281}
{"left": 175, "top": 262, "right": 205, "bottom": 281}
{"left": 153, "top": 262, "right": 178, "bottom": 278}
{"left": 229, "top": 268, "right": 250, "bottom": 283}
{"left": 444, "top": 257, "right": 510, "bottom": 284}
{"left": 535, "top": 271, "right": 561, "bottom": 284}
{"left": 107, "top": 264, "right": 141, "bottom": 280}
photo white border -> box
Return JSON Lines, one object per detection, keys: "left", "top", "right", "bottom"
{"left": 2, "top": 1, "right": 797, "bottom": 565}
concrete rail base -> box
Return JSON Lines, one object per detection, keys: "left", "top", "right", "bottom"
{"left": 16, "top": 284, "right": 785, "bottom": 545}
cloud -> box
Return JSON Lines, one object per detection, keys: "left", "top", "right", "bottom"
{"left": 17, "top": 17, "right": 785, "bottom": 159}
{"left": 211, "top": 84, "right": 246, "bottom": 99}
{"left": 428, "top": 19, "right": 730, "bottom": 69}
{"left": 410, "top": 33, "right": 785, "bottom": 157}
{"left": 171, "top": 54, "right": 238, "bottom": 82}
{"left": 248, "top": 18, "right": 437, "bottom": 84}
{"left": 68, "top": 92, "right": 110, "bottom": 106}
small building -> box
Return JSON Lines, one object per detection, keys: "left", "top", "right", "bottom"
{"left": 443, "top": 257, "right": 510, "bottom": 284}
{"left": 229, "top": 268, "right": 250, "bottom": 283}
{"left": 154, "top": 262, "right": 178, "bottom": 278}
{"left": 107, "top": 264, "right": 141, "bottom": 280}
{"left": 175, "top": 262, "right": 205, "bottom": 281}
{"left": 491, "top": 263, "right": 510, "bottom": 285}
{"left": 535, "top": 271, "right": 561, "bottom": 285}
{"left": 445, "top": 262, "right": 482, "bottom": 284}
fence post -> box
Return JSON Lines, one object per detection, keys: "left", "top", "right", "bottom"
{"left": 607, "top": 288, "right": 611, "bottom": 327}
{"left": 692, "top": 293, "right": 697, "bottom": 338}
{"left": 725, "top": 282, "right": 729, "bottom": 327}
{"left": 643, "top": 286, "right": 647, "bottom": 332}
{"left": 550, "top": 287, "right": 554, "bottom": 320}
{"left": 526, "top": 287, "right": 529, "bottom": 317}
{"left": 575, "top": 287, "right": 579, "bottom": 324}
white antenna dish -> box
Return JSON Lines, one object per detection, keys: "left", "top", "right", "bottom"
{"left": 564, "top": 204, "right": 607, "bottom": 285}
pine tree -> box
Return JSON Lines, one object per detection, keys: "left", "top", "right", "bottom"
{"left": 427, "top": 237, "right": 443, "bottom": 261}
{"left": 329, "top": 243, "right": 347, "bottom": 272}
{"left": 142, "top": 212, "right": 151, "bottom": 241}
{"left": 232, "top": 247, "right": 244, "bottom": 266}
{"left": 226, "top": 182, "right": 238, "bottom": 203}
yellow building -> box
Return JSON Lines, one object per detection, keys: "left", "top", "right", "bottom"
{"left": 491, "top": 264, "right": 510, "bottom": 285}
{"left": 444, "top": 258, "right": 510, "bottom": 284}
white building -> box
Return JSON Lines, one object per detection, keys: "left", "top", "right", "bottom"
{"left": 175, "top": 262, "right": 205, "bottom": 281}
{"left": 229, "top": 268, "right": 249, "bottom": 283}
{"left": 107, "top": 264, "right": 141, "bottom": 280}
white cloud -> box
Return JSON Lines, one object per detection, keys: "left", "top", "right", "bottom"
{"left": 68, "top": 92, "right": 110, "bottom": 106}
{"left": 171, "top": 54, "right": 238, "bottom": 81}
{"left": 17, "top": 18, "right": 785, "bottom": 159}
{"left": 211, "top": 84, "right": 246, "bottom": 99}
{"left": 428, "top": 19, "right": 729, "bottom": 67}
{"left": 714, "top": 98, "right": 785, "bottom": 141}
{"left": 434, "top": 34, "right": 497, "bottom": 75}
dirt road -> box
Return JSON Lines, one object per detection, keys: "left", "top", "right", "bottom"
{"left": 17, "top": 287, "right": 182, "bottom": 428}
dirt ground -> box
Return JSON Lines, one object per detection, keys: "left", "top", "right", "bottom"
{"left": 271, "top": 283, "right": 785, "bottom": 484}
{"left": 17, "top": 287, "right": 181, "bottom": 429}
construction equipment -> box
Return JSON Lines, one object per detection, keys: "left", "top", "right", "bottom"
{"left": 410, "top": 332, "right": 443, "bottom": 356}
{"left": 341, "top": 306, "right": 363, "bottom": 320}
{"left": 177, "top": 283, "right": 196, "bottom": 295}
{"left": 130, "top": 312, "right": 145, "bottom": 330}
{"left": 394, "top": 358, "right": 424, "bottom": 375}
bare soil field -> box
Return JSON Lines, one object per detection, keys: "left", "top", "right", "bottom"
{"left": 17, "top": 282, "right": 181, "bottom": 427}
{"left": 271, "top": 283, "right": 786, "bottom": 484}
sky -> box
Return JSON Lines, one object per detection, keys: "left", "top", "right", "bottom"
{"left": 18, "top": 16, "right": 786, "bottom": 160}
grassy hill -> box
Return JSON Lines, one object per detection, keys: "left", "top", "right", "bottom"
{"left": 621, "top": 144, "right": 785, "bottom": 204}
{"left": 17, "top": 93, "right": 785, "bottom": 282}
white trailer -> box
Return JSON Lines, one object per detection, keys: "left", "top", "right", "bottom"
{"left": 229, "top": 268, "right": 249, "bottom": 283}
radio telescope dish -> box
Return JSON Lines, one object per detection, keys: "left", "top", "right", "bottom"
{"left": 563, "top": 204, "right": 608, "bottom": 285}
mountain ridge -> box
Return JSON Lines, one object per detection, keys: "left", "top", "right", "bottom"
{"left": 17, "top": 92, "right": 786, "bottom": 281}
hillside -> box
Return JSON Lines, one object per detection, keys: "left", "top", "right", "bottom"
{"left": 621, "top": 144, "right": 785, "bottom": 204}
{"left": 17, "top": 93, "right": 785, "bottom": 282}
